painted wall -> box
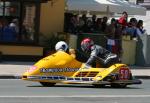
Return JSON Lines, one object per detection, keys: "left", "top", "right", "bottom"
{"left": 0, "top": 45, "right": 43, "bottom": 56}
{"left": 40, "top": 0, "right": 65, "bottom": 36}
{"left": 122, "top": 40, "right": 136, "bottom": 65}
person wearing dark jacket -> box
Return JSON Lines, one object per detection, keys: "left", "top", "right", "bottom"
{"left": 81, "top": 38, "right": 119, "bottom": 68}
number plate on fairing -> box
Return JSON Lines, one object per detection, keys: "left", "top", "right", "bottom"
{"left": 119, "top": 67, "right": 130, "bottom": 80}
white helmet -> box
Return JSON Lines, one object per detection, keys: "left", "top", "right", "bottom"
{"left": 55, "top": 41, "right": 68, "bottom": 51}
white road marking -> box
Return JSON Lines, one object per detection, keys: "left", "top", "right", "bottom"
{"left": 0, "top": 95, "right": 150, "bottom": 98}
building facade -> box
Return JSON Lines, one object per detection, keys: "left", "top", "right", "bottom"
{"left": 0, "top": 0, "right": 65, "bottom": 61}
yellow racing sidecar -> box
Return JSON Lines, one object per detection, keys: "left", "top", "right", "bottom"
{"left": 22, "top": 51, "right": 142, "bottom": 88}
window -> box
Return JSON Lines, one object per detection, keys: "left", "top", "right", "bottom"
{"left": 0, "top": 1, "right": 40, "bottom": 45}
{"left": 0, "top": 2, "right": 20, "bottom": 43}
{"left": 21, "top": 3, "right": 36, "bottom": 43}
{"left": 0, "top": 2, "right": 20, "bottom": 16}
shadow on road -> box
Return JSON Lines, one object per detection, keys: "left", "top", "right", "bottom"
{"left": 27, "top": 84, "right": 142, "bottom": 89}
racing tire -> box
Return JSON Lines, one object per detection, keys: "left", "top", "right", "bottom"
{"left": 40, "top": 82, "right": 56, "bottom": 87}
{"left": 93, "top": 84, "right": 105, "bottom": 88}
{"left": 111, "top": 83, "right": 127, "bottom": 88}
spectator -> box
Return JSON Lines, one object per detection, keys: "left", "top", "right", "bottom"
{"left": 75, "top": 15, "right": 80, "bottom": 33}
{"left": 105, "top": 18, "right": 116, "bottom": 38}
{"left": 78, "top": 17, "right": 85, "bottom": 33}
{"left": 127, "top": 18, "right": 138, "bottom": 39}
{"left": 72, "top": 14, "right": 80, "bottom": 34}
{"left": 136, "top": 20, "right": 146, "bottom": 36}
{"left": 9, "top": 18, "right": 19, "bottom": 33}
{"left": 81, "top": 14, "right": 88, "bottom": 32}
{"left": 96, "top": 18, "right": 102, "bottom": 32}
{"left": 123, "top": 22, "right": 133, "bottom": 36}
{"left": 115, "top": 21, "right": 123, "bottom": 39}
{"left": 69, "top": 15, "right": 77, "bottom": 34}
{"left": 9, "top": 18, "right": 19, "bottom": 40}
{"left": 118, "top": 11, "right": 128, "bottom": 28}
{"left": 91, "top": 15, "right": 97, "bottom": 31}
{"left": 101, "top": 16, "right": 108, "bottom": 32}
{"left": 114, "top": 22, "right": 124, "bottom": 59}
{"left": 105, "top": 18, "right": 120, "bottom": 55}
{"left": 86, "top": 19, "right": 93, "bottom": 32}
{"left": 2, "top": 19, "right": 17, "bottom": 42}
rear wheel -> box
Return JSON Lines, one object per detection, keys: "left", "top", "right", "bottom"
{"left": 40, "top": 82, "right": 56, "bottom": 87}
{"left": 111, "top": 83, "right": 127, "bottom": 88}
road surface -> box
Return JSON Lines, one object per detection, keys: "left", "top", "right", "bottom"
{"left": 0, "top": 79, "right": 150, "bottom": 103}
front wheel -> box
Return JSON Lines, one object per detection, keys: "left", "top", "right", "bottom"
{"left": 40, "top": 82, "right": 56, "bottom": 87}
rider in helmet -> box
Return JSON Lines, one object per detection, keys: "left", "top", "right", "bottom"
{"left": 55, "top": 41, "right": 76, "bottom": 58}
{"left": 81, "top": 38, "right": 119, "bottom": 68}
{"left": 55, "top": 41, "right": 69, "bottom": 52}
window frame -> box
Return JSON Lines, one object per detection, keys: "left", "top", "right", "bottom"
{"left": 0, "top": 0, "right": 44, "bottom": 45}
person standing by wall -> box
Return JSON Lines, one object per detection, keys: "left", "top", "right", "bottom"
{"left": 118, "top": 11, "right": 128, "bottom": 29}
{"left": 136, "top": 20, "right": 146, "bottom": 36}
{"left": 101, "top": 16, "right": 108, "bottom": 32}
{"left": 9, "top": 18, "right": 19, "bottom": 41}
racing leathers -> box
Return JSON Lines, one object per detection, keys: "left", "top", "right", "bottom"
{"left": 85, "top": 45, "right": 119, "bottom": 68}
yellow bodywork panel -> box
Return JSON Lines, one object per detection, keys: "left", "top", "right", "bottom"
{"left": 23, "top": 51, "right": 82, "bottom": 78}
{"left": 72, "top": 64, "right": 128, "bottom": 81}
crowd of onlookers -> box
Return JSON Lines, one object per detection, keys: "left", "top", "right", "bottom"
{"left": 65, "top": 12, "right": 146, "bottom": 39}
{"left": 65, "top": 11, "right": 146, "bottom": 57}
{"left": 0, "top": 18, "right": 33, "bottom": 42}
{"left": 0, "top": 18, "right": 19, "bottom": 42}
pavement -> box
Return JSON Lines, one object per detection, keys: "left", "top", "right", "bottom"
{"left": 0, "top": 61, "right": 150, "bottom": 79}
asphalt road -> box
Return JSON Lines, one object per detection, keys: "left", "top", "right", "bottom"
{"left": 0, "top": 79, "right": 150, "bottom": 103}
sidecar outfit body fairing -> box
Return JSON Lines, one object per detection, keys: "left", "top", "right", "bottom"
{"left": 22, "top": 51, "right": 142, "bottom": 88}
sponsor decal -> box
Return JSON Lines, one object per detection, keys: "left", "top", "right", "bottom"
{"left": 27, "top": 75, "right": 93, "bottom": 81}
{"left": 119, "top": 67, "right": 130, "bottom": 80}
{"left": 27, "top": 66, "right": 37, "bottom": 73}
{"left": 40, "top": 68, "right": 79, "bottom": 73}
